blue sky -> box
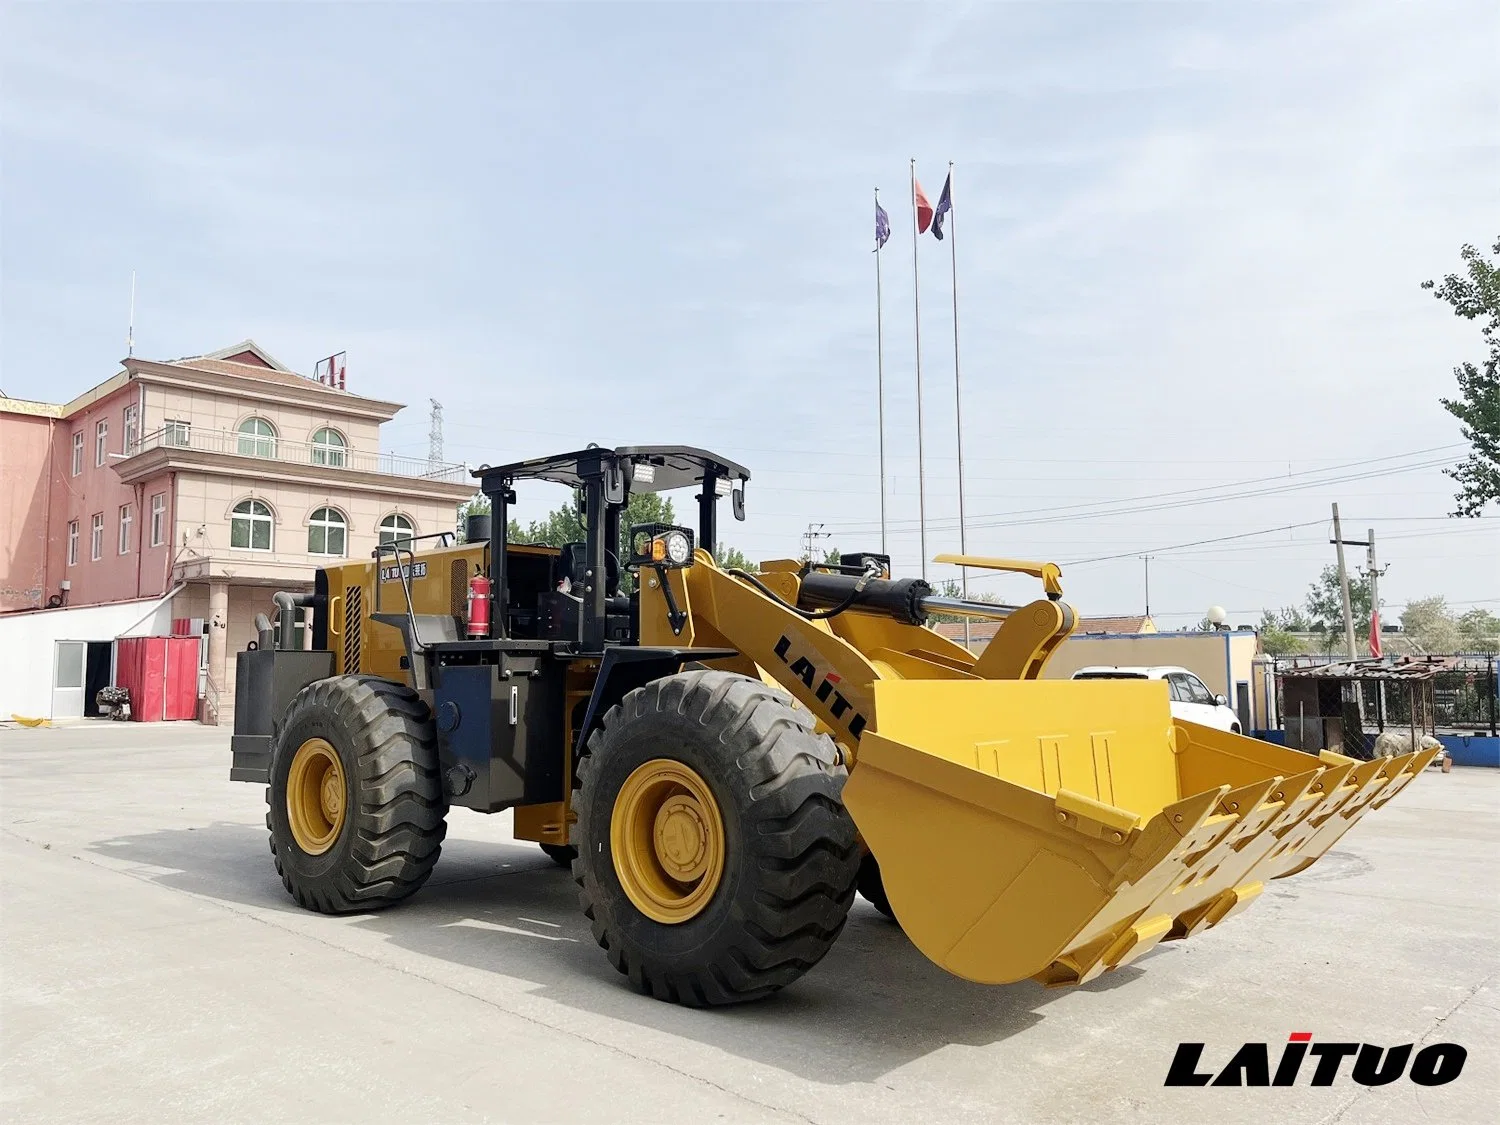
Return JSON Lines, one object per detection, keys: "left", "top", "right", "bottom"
{"left": 3, "top": 1, "right": 1496, "bottom": 626}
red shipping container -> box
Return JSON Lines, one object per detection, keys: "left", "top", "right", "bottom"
{"left": 114, "top": 636, "right": 200, "bottom": 721}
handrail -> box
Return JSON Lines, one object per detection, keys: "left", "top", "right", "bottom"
{"left": 124, "top": 425, "right": 469, "bottom": 483}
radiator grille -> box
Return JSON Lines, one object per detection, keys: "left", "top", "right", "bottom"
{"left": 451, "top": 558, "right": 468, "bottom": 623}
{"left": 344, "top": 585, "right": 362, "bottom": 674}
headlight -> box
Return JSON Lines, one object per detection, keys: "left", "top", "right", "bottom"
{"left": 630, "top": 523, "right": 695, "bottom": 568}
{"left": 664, "top": 530, "right": 691, "bottom": 565}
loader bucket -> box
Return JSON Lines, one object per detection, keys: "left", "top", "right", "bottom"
{"left": 841, "top": 679, "right": 1437, "bottom": 988}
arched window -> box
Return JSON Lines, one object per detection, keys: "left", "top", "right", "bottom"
{"left": 378, "top": 513, "right": 415, "bottom": 546}
{"left": 230, "top": 499, "right": 274, "bottom": 551}
{"left": 307, "top": 507, "right": 347, "bottom": 556}
{"left": 237, "top": 417, "right": 277, "bottom": 458}
{"left": 310, "top": 427, "right": 347, "bottom": 467}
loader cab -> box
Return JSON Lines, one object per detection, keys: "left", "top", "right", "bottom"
{"left": 474, "top": 444, "right": 750, "bottom": 654}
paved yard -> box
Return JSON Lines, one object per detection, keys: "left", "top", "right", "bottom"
{"left": 2, "top": 722, "right": 1495, "bottom": 1124}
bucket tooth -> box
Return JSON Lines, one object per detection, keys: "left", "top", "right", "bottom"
{"left": 1269, "top": 758, "right": 1397, "bottom": 879}
{"left": 1042, "top": 913, "right": 1176, "bottom": 988}
{"left": 1110, "top": 786, "right": 1228, "bottom": 892}
{"left": 1197, "top": 882, "right": 1263, "bottom": 929}
{"left": 1369, "top": 747, "right": 1441, "bottom": 809}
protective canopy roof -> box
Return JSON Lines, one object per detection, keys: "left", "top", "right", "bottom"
{"left": 474, "top": 445, "right": 750, "bottom": 495}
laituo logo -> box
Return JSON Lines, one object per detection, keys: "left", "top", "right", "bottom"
{"left": 1166, "top": 1033, "right": 1466, "bottom": 1087}
{"left": 772, "top": 634, "right": 868, "bottom": 739}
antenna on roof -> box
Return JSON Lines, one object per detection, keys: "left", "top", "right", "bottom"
{"left": 126, "top": 271, "right": 136, "bottom": 357}
{"left": 428, "top": 399, "right": 444, "bottom": 468}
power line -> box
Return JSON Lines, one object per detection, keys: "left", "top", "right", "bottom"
{"left": 386, "top": 420, "right": 1461, "bottom": 468}
{"left": 1063, "top": 521, "right": 1327, "bottom": 567}
{"left": 825, "top": 445, "right": 1464, "bottom": 534}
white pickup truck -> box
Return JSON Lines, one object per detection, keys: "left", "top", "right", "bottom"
{"left": 1071, "top": 665, "right": 1242, "bottom": 733}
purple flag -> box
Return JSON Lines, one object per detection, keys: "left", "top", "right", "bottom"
{"left": 875, "top": 199, "right": 891, "bottom": 250}
{"left": 931, "top": 171, "right": 953, "bottom": 239}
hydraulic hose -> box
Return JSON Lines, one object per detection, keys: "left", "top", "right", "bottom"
{"left": 726, "top": 569, "right": 865, "bottom": 620}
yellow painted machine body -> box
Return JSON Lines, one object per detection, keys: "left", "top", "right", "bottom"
{"left": 633, "top": 549, "right": 1436, "bottom": 989}
{"left": 318, "top": 535, "right": 1434, "bottom": 991}
{"left": 317, "top": 540, "right": 558, "bottom": 680}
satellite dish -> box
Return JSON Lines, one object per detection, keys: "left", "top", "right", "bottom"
{"left": 1207, "top": 605, "right": 1227, "bottom": 627}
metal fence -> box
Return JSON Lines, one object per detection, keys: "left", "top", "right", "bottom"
{"left": 1276, "top": 654, "right": 1499, "bottom": 736}
{"left": 128, "top": 425, "right": 470, "bottom": 484}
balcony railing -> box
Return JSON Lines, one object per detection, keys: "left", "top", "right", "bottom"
{"left": 127, "top": 426, "right": 470, "bottom": 484}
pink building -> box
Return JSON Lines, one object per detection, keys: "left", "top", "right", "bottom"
{"left": 0, "top": 341, "right": 475, "bottom": 723}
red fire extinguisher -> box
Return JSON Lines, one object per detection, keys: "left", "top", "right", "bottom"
{"left": 466, "top": 570, "right": 492, "bottom": 638}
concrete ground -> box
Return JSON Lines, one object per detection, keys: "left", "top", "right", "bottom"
{"left": 1, "top": 722, "right": 1495, "bottom": 1125}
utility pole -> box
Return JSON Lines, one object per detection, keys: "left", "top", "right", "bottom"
{"left": 802, "top": 522, "right": 830, "bottom": 564}
{"left": 1366, "top": 528, "right": 1381, "bottom": 656}
{"left": 1141, "top": 555, "right": 1154, "bottom": 618}
{"left": 1330, "top": 503, "right": 1358, "bottom": 659}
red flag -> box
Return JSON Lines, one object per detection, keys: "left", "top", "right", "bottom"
{"left": 1369, "top": 608, "right": 1382, "bottom": 658}
{"left": 914, "top": 179, "right": 934, "bottom": 233}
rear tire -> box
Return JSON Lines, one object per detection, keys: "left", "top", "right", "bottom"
{"left": 574, "top": 669, "right": 859, "bottom": 1006}
{"left": 856, "top": 852, "right": 896, "bottom": 920}
{"left": 267, "top": 676, "right": 446, "bottom": 913}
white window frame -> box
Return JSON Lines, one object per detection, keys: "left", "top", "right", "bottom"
{"left": 230, "top": 499, "right": 274, "bottom": 552}
{"left": 67, "top": 520, "right": 79, "bottom": 566}
{"left": 150, "top": 493, "right": 166, "bottom": 547}
{"left": 90, "top": 513, "right": 104, "bottom": 561}
{"left": 307, "top": 507, "right": 348, "bottom": 557}
{"left": 378, "top": 513, "right": 416, "bottom": 545}
{"left": 164, "top": 419, "right": 191, "bottom": 447}
{"left": 118, "top": 504, "right": 132, "bottom": 555}
{"left": 123, "top": 404, "right": 139, "bottom": 454}
{"left": 71, "top": 432, "right": 84, "bottom": 476}
{"left": 310, "top": 427, "right": 347, "bottom": 467}
{"left": 236, "top": 417, "right": 277, "bottom": 458}
{"left": 95, "top": 420, "right": 108, "bottom": 467}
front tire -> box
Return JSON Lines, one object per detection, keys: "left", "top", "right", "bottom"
{"left": 267, "top": 676, "right": 446, "bottom": 913}
{"left": 574, "top": 670, "right": 859, "bottom": 1006}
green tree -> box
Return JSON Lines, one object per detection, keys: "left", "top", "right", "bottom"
{"left": 1401, "top": 596, "right": 1462, "bottom": 654}
{"left": 1458, "top": 607, "right": 1500, "bottom": 652}
{"left": 1423, "top": 237, "right": 1500, "bottom": 515}
{"left": 1256, "top": 609, "right": 1306, "bottom": 656}
{"left": 715, "top": 543, "right": 754, "bottom": 571}
{"left": 1302, "top": 564, "right": 1380, "bottom": 638}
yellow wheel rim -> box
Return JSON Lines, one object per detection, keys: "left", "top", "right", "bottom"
{"left": 286, "top": 737, "right": 347, "bottom": 855}
{"left": 611, "top": 759, "right": 726, "bottom": 924}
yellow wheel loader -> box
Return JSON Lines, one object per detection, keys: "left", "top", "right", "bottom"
{"left": 228, "top": 445, "right": 1437, "bottom": 1006}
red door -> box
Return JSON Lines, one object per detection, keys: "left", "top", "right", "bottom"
{"left": 163, "top": 637, "right": 200, "bottom": 720}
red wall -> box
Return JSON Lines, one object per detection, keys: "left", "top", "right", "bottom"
{"left": 21, "top": 381, "right": 177, "bottom": 611}
{"left": 0, "top": 411, "right": 58, "bottom": 611}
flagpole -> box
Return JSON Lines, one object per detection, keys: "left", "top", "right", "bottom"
{"left": 874, "top": 187, "right": 888, "bottom": 556}
{"left": 948, "top": 161, "right": 970, "bottom": 650}
{"left": 910, "top": 158, "right": 928, "bottom": 581}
